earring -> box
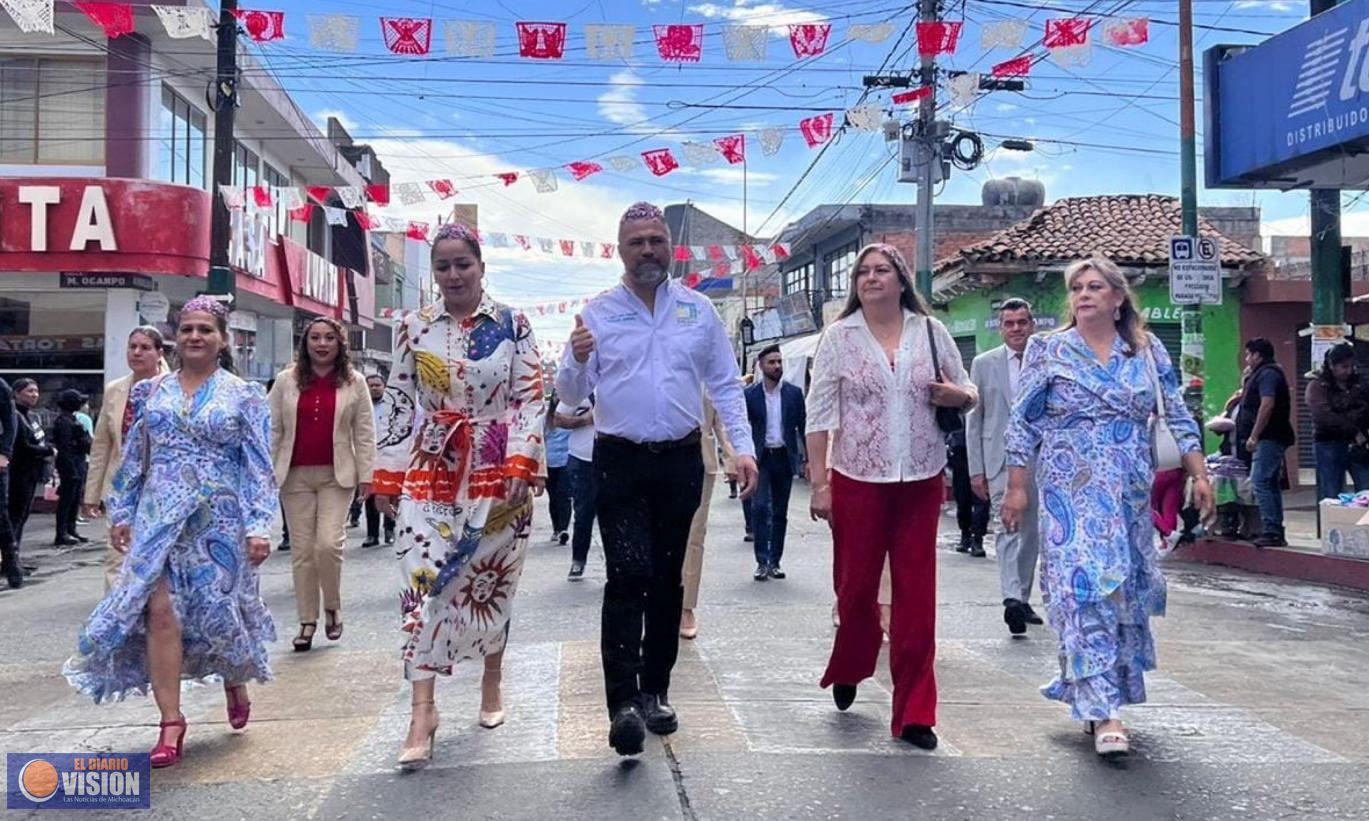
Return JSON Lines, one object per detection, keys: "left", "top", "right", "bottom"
{"left": 1113, "top": 306, "right": 1121, "bottom": 321}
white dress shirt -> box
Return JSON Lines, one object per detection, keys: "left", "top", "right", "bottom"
{"left": 557, "top": 279, "right": 755, "bottom": 459}
{"left": 557, "top": 399, "right": 596, "bottom": 462}
{"left": 763, "top": 382, "right": 784, "bottom": 448}
{"left": 1008, "top": 349, "right": 1024, "bottom": 401}
{"left": 806, "top": 309, "right": 976, "bottom": 483}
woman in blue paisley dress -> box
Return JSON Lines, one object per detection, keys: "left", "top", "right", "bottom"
{"left": 1001, "top": 257, "right": 1213, "bottom": 758}
{"left": 64, "top": 296, "right": 277, "bottom": 769}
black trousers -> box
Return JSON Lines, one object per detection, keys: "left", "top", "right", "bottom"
{"left": 546, "top": 465, "right": 573, "bottom": 534}
{"left": 364, "top": 495, "right": 395, "bottom": 541}
{"left": 567, "top": 456, "right": 597, "bottom": 563}
{"left": 8, "top": 471, "right": 39, "bottom": 553}
{"left": 55, "top": 459, "right": 82, "bottom": 539}
{"left": 752, "top": 447, "right": 795, "bottom": 567}
{"left": 947, "top": 439, "right": 989, "bottom": 538}
{"left": 595, "top": 437, "right": 704, "bottom": 714}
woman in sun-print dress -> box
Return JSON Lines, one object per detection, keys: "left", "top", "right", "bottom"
{"left": 372, "top": 223, "right": 545, "bottom": 768}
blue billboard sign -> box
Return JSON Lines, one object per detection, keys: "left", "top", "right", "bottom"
{"left": 1207, "top": 0, "right": 1369, "bottom": 188}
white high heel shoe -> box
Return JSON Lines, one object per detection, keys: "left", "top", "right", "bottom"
{"left": 479, "top": 669, "right": 505, "bottom": 729}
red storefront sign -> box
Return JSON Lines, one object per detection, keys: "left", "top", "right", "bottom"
{"left": 0, "top": 178, "right": 211, "bottom": 276}
{"left": 274, "top": 236, "right": 373, "bottom": 329}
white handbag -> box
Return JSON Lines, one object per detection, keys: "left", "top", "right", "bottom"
{"left": 1146, "top": 348, "right": 1184, "bottom": 471}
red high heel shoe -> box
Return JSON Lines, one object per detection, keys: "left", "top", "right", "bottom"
{"left": 150, "top": 715, "right": 187, "bottom": 769}
{"left": 225, "top": 684, "right": 251, "bottom": 730}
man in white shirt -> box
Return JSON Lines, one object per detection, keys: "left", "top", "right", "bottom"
{"left": 966, "top": 298, "right": 1042, "bottom": 637}
{"left": 558, "top": 201, "right": 758, "bottom": 757}
{"left": 361, "top": 373, "right": 395, "bottom": 548}
{"left": 555, "top": 395, "right": 596, "bottom": 579}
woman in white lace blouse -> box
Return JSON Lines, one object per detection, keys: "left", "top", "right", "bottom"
{"left": 805, "top": 243, "right": 976, "bottom": 751}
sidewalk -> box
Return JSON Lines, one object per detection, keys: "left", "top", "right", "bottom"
{"left": 5, "top": 514, "right": 111, "bottom": 588}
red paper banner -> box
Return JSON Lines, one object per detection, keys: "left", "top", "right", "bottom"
{"left": 355, "top": 212, "right": 379, "bottom": 230}
{"left": 742, "top": 245, "right": 764, "bottom": 271}
{"left": 566, "top": 161, "right": 603, "bottom": 181}
{"left": 517, "top": 22, "right": 567, "bottom": 59}
{"left": 381, "top": 17, "right": 433, "bottom": 55}
{"left": 427, "top": 179, "right": 457, "bottom": 199}
{"left": 892, "top": 86, "right": 932, "bottom": 105}
{"left": 789, "top": 24, "right": 831, "bottom": 58}
{"left": 674, "top": 246, "right": 691, "bottom": 262}
{"left": 307, "top": 186, "right": 332, "bottom": 204}
{"left": 684, "top": 273, "right": 702, "bottom": 289}
{"left": 915, "top": 21, "right": 962, "bottom": 57}
{"left": 233, "top": 9, "right": 286, "bottom": 43}
{"left": 251, "top": 186, "right": 273, "bottom": 208}
{"left": 713, "top": 261, "right": 732, "bottom": 277}
{"left": 654, "top": 24, "right": 704, "bottom": 62}
{"left": 600, "top": 243, "right": 616, "bottom": 259}
{"left": 715, "top": 134, "right": 746, "bottom": 165}
{"left": 74, "top": 1, "right": 134, "bottom": 38}
{"left": 366, "top": 184, "right": 390, "bottom": 206}
{"left": 288, "top": 203, "right": 314, "bottom": 223}
{"left": 406, "top": 221, "right": 430, "bottom": 241}
{"left": 642, "top": 148, "right": 680, "bottom": 177}
{"left": 514, "top": 235, "right": 531, "bottom": 250}
{"left": 559, "top": 240, "right": 575, "bottom": 257}
{"left": 992, "top": 56, "right": 1033, "bottom": 77}
{"left": 773, "top": 243, "right": 790, "bottom": 261}
{"left": 1105, "top": 18, "right": 1149, "bottom": 47}
{"left": 1044, "top": 18, "right": 1091, "bottom": 49}
{"left": 707, "top": 245, "right": 725, "bottom": 261}
{"left": 799, "top": 113, "right": 834, "bottom": 148}
{"left": 496, "top": 172, "right": 520, "bottom": 187}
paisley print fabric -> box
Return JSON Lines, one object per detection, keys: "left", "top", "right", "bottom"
{"left": 374, "top": 294, "right": 545, "bottom": 680}
{"left": 1005, "top": 330, "right": 1201, "bottom": 721}
{"left": 64, "top": 371, "right": 279, "bottom": 703}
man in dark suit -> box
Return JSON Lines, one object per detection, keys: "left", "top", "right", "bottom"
{"left": 745, "top": 345, "right": 807, "bottom": 581}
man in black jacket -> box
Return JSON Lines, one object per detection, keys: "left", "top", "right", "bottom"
{"left": 6, "top": 379, "right": 45, "bottom": 588}
{"left": 1237, "top": 338, "right": 1296, "bottom": 548}
{"left": 52, "top": 389, "right": 92, "bottom": 547}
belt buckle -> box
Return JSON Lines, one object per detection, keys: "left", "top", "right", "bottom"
{"left": 646, "top": 440, "right": 667, "bottom": 454}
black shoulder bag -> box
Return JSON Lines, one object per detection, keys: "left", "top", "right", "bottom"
{"left": 925, "top": 318, "right": 964, "bottom": 434}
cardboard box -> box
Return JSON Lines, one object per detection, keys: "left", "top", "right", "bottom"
{"left": 1325, "top": 502, "right": 1369, "bottom": 559}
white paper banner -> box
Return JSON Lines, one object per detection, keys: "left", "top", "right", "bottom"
{"left": 723, "top": 25, "right": 768, "bottom": 61}
{"left": 336, "top": 186, "right": 364, "bottom": 209}
{"left": 152, "top": 5, "right": 212, "bottom": 41}
{"left": 394, "top": 182, "right": 426, "bottom": 206}
{"left": 759, "top": 127, "right": 785, "bottom": 156}
{"left": 276, "top": 187, "right": 304, "bottom": 210}
{"left": 445, "top": 20, "right": 497, "bottom": 58}
{"left": 682, "top": 142, "right": 721, "bottom": 166}
{"left": 0, "top": 0, "right": 53, "bottom": 34}
{"left": 949, "top": 72, "right": 980, "bottom": 107}
{"left": 1050, "top": 43, "right": 1093, "bottom": 68}
{"left": 585, "top": 24, "right": 635, "bottom": 60}
{"left": 529, "top": 168, "right": 558, "bottom": 194}
{"left": 324, "top": 206, "right": 349, "bottom": 226}
{"left": 308, "top": 14, "right": 360, "bottom": 52}
{"left": 607, "top": 155, "right": 641, "bottom": 173}
{"left": 848, "top": 22, "right": 894, "bottom": 44}
{"left": 845, "top": 104, "right": 883, "bottom": 131}
{"left": 982, "top": 20, "right": 1028, "bottom": 50}
{"left": 537, "top": 238, "right": 555, "bottom": 253}
{"left": 218, "top": 185, "right": 245, "bottom": 211}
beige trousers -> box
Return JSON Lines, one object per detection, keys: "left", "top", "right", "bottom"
{"left": 281, "top": 465, "right": 353, "bottom": 623}
{"left": 682, "top": 472, "right": 716, "bottom": 611}
{"left": 103, "top": 545, "right": 124, "bottom": 591}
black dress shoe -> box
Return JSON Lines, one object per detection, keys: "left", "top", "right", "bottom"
{"left": 833, "top": 684, "right": 857, "bottom": 711}
{"left": 642, "top": 693, "right": 678, "bottom": 736}
{"left": 1003, "top": 599, "right": 1027, "bottom": 636}
{"left": 900, "top": 724, "right": 938, "bottom": 750}
{"left": 384, "top": 531, "right": 396, "bottom": 545}
{"left": 1020, "top": 603, "right": 1044, "bottom": 625}
{"left": 1253, "top": 534, "right": 1287, "bottom": 548}
{"left": 767, "top": 565, "right": 786, "bottom": 580}
{"left": 609, "top": 703, "right": 646, "bottom": 756}
{"left": 955, "top": 534, "right": 972, "bottom": 554}
{"left": 968, "top": 537, "right": 986, "bottom": 558}
{"left": 568, "top": 561, "right": 585, "bottom": 580}
{"left": 5, "top": 569, "right": 22, "bottom": 589}
{"left": 558, "top": 531, "right": 570, "bottom": 546}
{"left": 753, "top": 564, "right": 769, "bottom": 581}
{"left": 278, "top": 541, "right": 291, "bottom": 552}
{"left": 744, "top": 532, "right": 754, "bottom": 543}
{"left": 360, "top": 538, "right": 380, "bottom": 548}
{"left": 53, "top": 537, "right": 79, "bottom": 547}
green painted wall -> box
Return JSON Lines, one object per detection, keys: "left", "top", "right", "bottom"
{"left": 939, "top": 273, "right": 1240, "bottom": 448}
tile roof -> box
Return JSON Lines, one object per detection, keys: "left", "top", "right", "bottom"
{"left": 936, "top": 194, "right": 1267, "bottom": 274}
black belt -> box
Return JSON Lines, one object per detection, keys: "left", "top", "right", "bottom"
{"left": 597, "top": 429, "right": 701, "bottom": 454}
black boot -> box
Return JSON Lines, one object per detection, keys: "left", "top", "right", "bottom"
{"left": 1, "top": 545, "right": 23, "bottom": 589}
{"left": 969, "top": 536, "right": 986, "bottom": 558}
{"left": 956, "top": 533, "right": 972, "bottom": 554}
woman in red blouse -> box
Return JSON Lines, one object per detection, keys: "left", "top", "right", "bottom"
{"left": 268, "top": 318, "right": 376, "bottom": 651}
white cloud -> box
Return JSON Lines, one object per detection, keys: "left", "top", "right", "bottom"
{"left": 687, "top": 1, "right": 826, "bottom": 28}
{"left": 1235, "top": 1, "right": 1296, "bottom": 11}
{"left": 687, "top": 167, "right": 780, "bottom": 186}
{"left": 598, "top": 71, "right": 651, "bottom": 133}
{"left": 995, "top": 103, "right": 1018, "bottom": 114}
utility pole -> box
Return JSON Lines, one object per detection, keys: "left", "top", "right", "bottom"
{"left": 1310, "top": 0, "right": 1344, "bottom": 335}
{"left": 914, "top": 0, "right": 938, "bottom": 301}
{"left": 1178, "top": 0, "right": 1205, "bottom": 422}
{"left": 207, "top": 0, "right": 240, "bottom": 299}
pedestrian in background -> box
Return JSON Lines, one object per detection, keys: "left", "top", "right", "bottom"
{"left": 0, "top": 377, "right": 17, "bottom": 589}
{"left": 84, "top": 326, "right": 169, "bottom": 589}
{"left": 1002, "top": 257, "right": 1213, "bottom": 759}
{"left": 64, "top": 296, "right": 277, "bottom": 769}
{"left": 269, "top": 317, "right": 376, "bottom": 652}
{"left": 558, "top": 202, "right": 756, "bottom": 757}
{"left": 361, "top": 373, "right": 396, "bottom": 548}
{"left": 745, "top": 345, "right": 806, "bottom": 581}
{"left": 7, "top": 379, "right": 52, "bottom": 588}
{"left": 544, "top": 393, "right": 573, "bottom": 545}
{"left": 680, "top": 395, "right": 737, "bottom": 638}
{"left": 51, "top": 389, "right": 92, "bottom": 546}
{"left": 555, "top": 394, "right": 596, "bottom": 579}
{"left": 373, "top": 223, "right": 545, "bottom": 769}
{"left": 1237, "top": 337, "right": 1296, "bottom": 548}
{"left": 1305, "top": 343, "right": 1369, "bottom": 502}
{"left": 967, "top": 298, "right": 1043, "bottom": 636}
{"left": 807, "top": 243, "right": 976, "bottom": 752}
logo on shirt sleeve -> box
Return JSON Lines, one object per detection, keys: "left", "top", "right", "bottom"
{"left": 675, "top": 303, "right": 701, "bottom": 326}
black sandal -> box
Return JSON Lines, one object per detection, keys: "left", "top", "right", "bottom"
{"left": 325, "top": 610, "right": 343, "bottom": 641}
{"left": 293, "top": 622, "right": 317, "bottom": 652}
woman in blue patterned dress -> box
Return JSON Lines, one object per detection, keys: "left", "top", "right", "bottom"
{"left": 1001, "top": 257, "right": 1213, "bottom": 758}
{"left": 64, "top": 296, "right": 277, "bottom": 769}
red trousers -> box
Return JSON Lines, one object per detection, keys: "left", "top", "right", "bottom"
{"left": 821, "top": 471, "right": 941, "bottom": 735}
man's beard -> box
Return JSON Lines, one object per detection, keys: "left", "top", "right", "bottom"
{"left": 629, "top": 261, "right": 666, "bottom": 286}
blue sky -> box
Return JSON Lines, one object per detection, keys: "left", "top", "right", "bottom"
{"left": 246, "top": 0, "right": 1319, "bottom": 344}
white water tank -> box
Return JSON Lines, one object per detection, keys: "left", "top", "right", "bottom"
{"left": 981, "top": 177, "right": 1046, "bottom": 207}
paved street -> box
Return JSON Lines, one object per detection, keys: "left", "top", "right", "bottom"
{"left": 4, "top": 483, "right": 1369, "bottom": 820}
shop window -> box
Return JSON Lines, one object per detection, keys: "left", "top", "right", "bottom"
{"left": 262, "top": 163, "right": 289, "bottom": 238}
{"left": 0, "top": 292, "right": 106, "bottom": 373}
{"left": 232, "top": 142, "right": 260, "bottom": 189}
{"left": 0, "top": 57, "right": 105, "bottom": 164}
{"left": 157, "top": 86, "right": 207, "bottom": 188}
{"left": 825, "top": 243, "right": 857, "bottom": 298}
{"left": 783, "top": 262, "right": 812, "bottom": 296}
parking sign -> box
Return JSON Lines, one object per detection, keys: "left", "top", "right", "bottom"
{"left": 1168, "top": 235, "right": 1222, "bottom": 305}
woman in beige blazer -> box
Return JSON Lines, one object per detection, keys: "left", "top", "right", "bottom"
{"left": 82, "top": 325, "right": 169, "bottom": 590}
{"left": 269, "top": 317, "right": 376, "bottom": 651}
